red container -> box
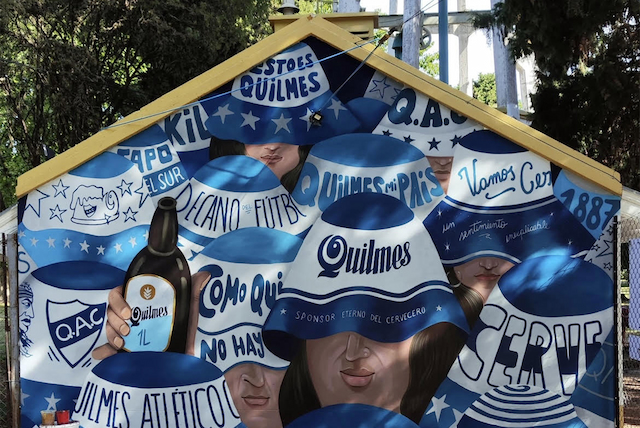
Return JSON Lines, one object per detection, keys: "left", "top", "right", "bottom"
{"left": 56, "top": 410, "right": 70, "bottom": 424}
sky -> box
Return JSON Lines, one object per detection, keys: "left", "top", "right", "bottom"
{"left": 357, "top": 0, "right": 495, "bottom": 91}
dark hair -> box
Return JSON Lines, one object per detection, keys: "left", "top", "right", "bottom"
{"left": 453, "top": 284, "right": 484, "bottom": 329}
{"left": 208, "top": 136, "right": 311, "bottom": 192}
{"left": 278, "top": 322, "right": 467, "bottom": 425}
{"left": 208, "top": 136, "right": 246, "bottom": 159}
{"left": 278, "top": 343, "right": 321, "bottom": 426}
{"left": 280, "top": 144, "right": 312, "bottom": 192}
{"left": 400, "top": 323, "right": 466, "bottom": 422}
{"left": 445, "top": 267, "right": 484, "bottom": 329}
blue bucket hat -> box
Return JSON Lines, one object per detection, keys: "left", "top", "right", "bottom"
{"left": 423, "top": 130, "right": 597, "bottom": 266}
{"left": 190, "top": 227, "right": 303, "bottom": 372}
{"left": 419, "top": 254, "right": 614, "bottom": 428}
{"left": 263, "top": 192, "right": 469, "bottom": 361}
{"left": 175, "top": 155, "right": 312, "bottom": 254}
{"left": 456, "top": 385, "right": 587, "bottom": 428}
{"left": 73, "top": 352, "right": 241, "bottom": 428}
{"left": 373, "top": 88, "right": 481, "bottom": 157}
{"left": 291, "top": 133, "right": 445, "bottom": 229}
{"left": 201, "top": 42, "right": 362, "bottom": 146}
{"left": 288, "top": 404, "right": 420, "bottom": 428}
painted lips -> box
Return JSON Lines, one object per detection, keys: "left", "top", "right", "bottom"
{"left": 340, "top": 368, "right": 374, "bottom": 387}
{"left": 261, "top": 154, "right": 282, "bottom": 164}
{"left": 242, "top": 396, "right": 270, "bottom": 406}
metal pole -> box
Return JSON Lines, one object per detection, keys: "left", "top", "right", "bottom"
{"left": 616, "top": 216, "right": 624, "bottom": 426}
{"left": 6, "top": 234, "right": 20, "bottom": 428}
{"left": 491, "top": 0, "right": 519, "bottom": 118}
{"left": 402, "top": 0, "right": 420, "bottom": 68}
{"left": 438, "top": 0, "right": 449, "bottom": 83}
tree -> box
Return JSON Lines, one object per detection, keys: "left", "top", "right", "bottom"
{"left": 475, "top": 0, "right": 640, "bottom": 189}
{"left": 473, "top": 72, "right": 497, "bottom": 107}
{"left": 0, "top": 0, "right": 274, "bottom": 210}
{"left": 419, "top": 43, "right": 439, "bottom": 78}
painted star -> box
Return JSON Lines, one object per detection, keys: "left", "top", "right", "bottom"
{"left": 63, "top": 238, "right": 72, "bottom": 248}
{"left": 212, "top": 103, "right": 234, "bottom": 124}
{"left": 327, "top": 98, "right": 347, "bottom": 119}
{"left": 187, "top": 250, "right": 200, "bottom": 262}
{"left": 30, "top": 237, "right": 38, "bottom": 247}
{"left": 382, "top": 129, "right": 392, "bottom": 136}
{"left": 143, "top": 230, "right": 149, "bottom": 241}
{"left": 597, "top": 238, "right": 613, "bottom": 258}
{"left": 134, "top": 181, "right": 150, "bottom": 208}
{"left": 96, "top": 245, "right": 106, "bottom": 255}
{"left": 49, "top": 205, "right": 66, "bottom": 222}
{"left": 450, "top": 135, "right": 463, "bottom": 148}
{"left": 403, "top": 135, "right": 415, "bottom": 144}
{"left": 299, "top": 108, "right": 314, "bottom": 131}
{"left": 568, "top": 239, "right": 573, "bottom": 246}
{"left": 128, "top": 237, "right": 138, "bottom": 248}
{"left": 18, "top": 230, "right": 26, "bottom": 238}
{"left": 272, "top": 113, "right": 292, "bottom": 134}
{"left": 437, "top": 208, "right": 443, "bottom": 218}
{"left": 436, "top": 305, "right": 442, "bottom": 311}
{"left": 117, "top": 179, "right": 133, "bottom": 196}
{"left": 25, "top": 189, "right": 50, "bottom": 217}
{"left": 428, "top": 138, "right": 441, "bottom": 151}
{"left": 45, "top": 392, "right": 61, "bottom": 411}
{"left": 21, "top": 391, "right": 29, "bottom": 406}
{"left": 51, "top": 179, "right": 70, "bottom": 198}
{"left": 391, "top": 87, "right": 402, "bottom": 101}
{"left": 603, "top": 262, "right": 613, "bottom": 271}
{"left": 448, "top": 409, "right": 464, "bottom": 428}
{"left": 114, "top": 243, "right": 123, "bottom": 253}
{"left": 425, "top": 394, "right": 450, "bottom": 422}
{"left": 444, "top": 243, "right": 450, "bottom": 251}
{"left": 79, "top": 240, "right": 90, "bottom": 253}
{"left": 240, "top": 111, "right": 260, "bottom": 130}
{"left": 280, "top": 308, "right": 287, "bottom": 315}
{"left": 46, "top": 237, "right": 55, "bottom": 248}
{"left": 123, "top": 207, "right": 138, "bottom": 222}
{"left": 368, "top": 76, "right": 391, "bottom": 99}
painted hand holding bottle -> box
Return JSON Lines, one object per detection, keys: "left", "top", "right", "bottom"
{"left": 122, "top": 197, "right": 192, "bottom": 353}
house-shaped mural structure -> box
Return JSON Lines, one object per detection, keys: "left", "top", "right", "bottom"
{"left": 15, "top": 14, "right": 622, "bottom": 428}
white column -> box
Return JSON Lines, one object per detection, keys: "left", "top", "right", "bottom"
{"left": 491, "top": 0, "right": 519, "bottom": 118}
{"left": 338, "top": 0, "right": 361, "bottom": 13}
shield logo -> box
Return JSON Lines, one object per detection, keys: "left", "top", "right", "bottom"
{"left": 46, "top": 300, "right": 107, "bottom": 368}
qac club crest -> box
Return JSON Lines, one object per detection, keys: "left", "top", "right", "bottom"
{"left": 46, "top": 300, "right": 107, "bottom": 368}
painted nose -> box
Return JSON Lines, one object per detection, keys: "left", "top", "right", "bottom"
{"left": 264, "top": 143, "right": 285, "bottom": 151}
{"left": 345, "top": 333, "right": 371, "bottom": 361}
{"left": 478, "top": 258, "right": 499, "bottom": 269}
{"left": 432, "top": 157, "right": 453, "bottom": 166}
{"left": 241, "top": 364, "right": 266, "bottom": 388}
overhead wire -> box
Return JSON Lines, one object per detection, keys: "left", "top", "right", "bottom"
{"left": 103, "top": 0, "right": 444, "bottom": 131}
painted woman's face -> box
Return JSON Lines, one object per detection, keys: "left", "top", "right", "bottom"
{"left": 426, "top": 156, "right": 454, "bottom": 193}
{"left": 244, "top": 143, "right": 300, "bottom": 180}
{"left": 306, "top": 332, "right": 412, "bottom": 413}
{"left": 224, "top": 363, "right": 286, "bottom": 428}
{"left": 454, "top": 257, "right": 515, "bottom": 303}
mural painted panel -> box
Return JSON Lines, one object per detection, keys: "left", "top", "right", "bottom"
{"left": 17, "top": 36, "right": 619, "bottom": 428}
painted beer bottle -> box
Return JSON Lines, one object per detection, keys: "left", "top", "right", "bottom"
{"left": 121, "top": 197, "right": 191, "bottom": 353}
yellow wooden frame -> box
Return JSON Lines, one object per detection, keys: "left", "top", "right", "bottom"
{"left": 16, "top": 15, "right": 622, "bottom": 197}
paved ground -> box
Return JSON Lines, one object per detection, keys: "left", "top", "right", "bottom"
{"left": 625, "top": 368, "right": 640, "bottom": 427}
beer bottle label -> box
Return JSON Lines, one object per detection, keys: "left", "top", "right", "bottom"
{"left": 123, "top": 275, "right": 176, "bottom": 352}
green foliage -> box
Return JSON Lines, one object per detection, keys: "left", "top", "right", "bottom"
{"left": 297, "top": 0, "right": 334, "bottom": 14}
{"left": 0, "top": 0, "right": 274, "bottom": 209}
{"left": 475, "top": 0, "right": 640, "bottom": 189}
{"left": 419, "top": 43, "right": 439, "bottom": 77}
{"left": 473, "top": 73, "right": 497, "bottom": 107}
